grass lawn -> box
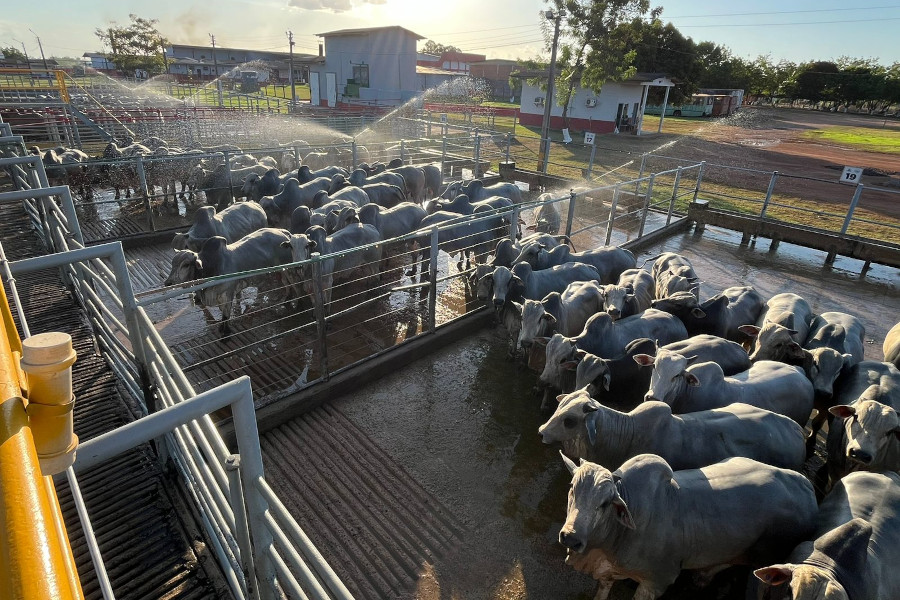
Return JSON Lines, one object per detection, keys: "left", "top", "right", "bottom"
{"left": 800, "top": 126, "right": 900, "bottom": 154}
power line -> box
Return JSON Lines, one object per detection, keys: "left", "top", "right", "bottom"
{"left": 421, "top": 23, "right": 539, "bottom": 36}
{"left": 676, "top": 16, "right": 900, "bottom": 28}
{"left": 665, "top": 5, "right": 900, "bottom": 19}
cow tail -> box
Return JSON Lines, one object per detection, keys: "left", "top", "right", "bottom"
{"left": 639, "top": 252, "right": 664, "bottom": 269}
{"left": 557, "top": 235, "right": 576, "bottom": 252}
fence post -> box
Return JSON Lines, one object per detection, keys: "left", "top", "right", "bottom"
{"left": 505, "top": 132, "right": 511, "bottom": 164}
{"left": 309, "top": 255, "right": 330, "bottom": 380}
{"left": 638, "top": 174, "right": 656, "bottom": 238}
{"left": 292, "top": 146, "right": 300, "bottom": 169}
{"left": 441, "top": 135, "right": 447, "bottom": 178}
{"left": 107, "top": 245, "right": 152, "bottom": 408}
{"left": 840, "top": 184, "right": 864, "bottom": 236}
{"left": 586, "top": 143, "right": 597, "bottom": 180}
{"left": 134, "top": 155, "right": 157, "bottom": 232}
{"left": 428, "top": 227, "right": 439, "bottom": 333}
{"left": 634, "top": 152, "right": 648, "bottom": 198}
{"left": 509, "top": 204, "right": 520, "bottom": 241}
{"left": 565, "top": 189, "right": 577, "bottom": 239}
{"left": 759, "top": 171, "right": 779, "bottom": 219}
{"left": 606, "top": 184, "right": 621, "bottom": 245}
{"left": 692, "top": 161, "right": 707, "bottom": 204}
{"left": 427, "top": 111, "right": 432, "bottom": 138}
{"left": 473, "top": 130, "right": 481, "bottom": 178}
{"left": 223, "top": 151, "right": 234, "bottom": 206}
{"left": 225, "top": 455, "right": 260, "bottom": 600}
{"left": 230, "top": 381, "right": 277, "bottom": 600}
{"left": 667, "top": 167, "right": 683, "bottom": 225}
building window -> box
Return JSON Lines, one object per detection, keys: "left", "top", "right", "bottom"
{"left": 352, "top": 65, "right": 369, "bottom": 87}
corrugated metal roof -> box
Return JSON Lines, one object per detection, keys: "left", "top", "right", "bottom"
{"left": 416, "top": 66, "right": 469, "bottom": 76}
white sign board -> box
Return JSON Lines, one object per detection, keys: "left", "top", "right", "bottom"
{"left": 840, "top": 166, "right": 863, "bottom": 183}
{"left": 440, "top": 113, "right": 448, "bottom": 123}
{"left": 514, "top": 181, "right": 530, "bottom": 192}
{"left": 461, "top": 168, "right": 473, "bottom": 180}
{"left": 584, "top": 132, "right": 596, "bottom": 145}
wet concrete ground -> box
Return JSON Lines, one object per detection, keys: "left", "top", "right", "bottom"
{"left": 325, "top": 224, "right": 899, "bottom": 600}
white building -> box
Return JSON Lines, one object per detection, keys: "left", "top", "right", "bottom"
{"left": 516, "top": 71, "right": 675, "bottom": 134}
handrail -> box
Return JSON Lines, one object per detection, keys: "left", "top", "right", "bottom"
{"left": 0, "top": 279, "right": 84, "bottom": 600}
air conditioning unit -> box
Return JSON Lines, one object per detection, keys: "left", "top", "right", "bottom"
{"left": 534, "top": 97, "right": 545, "bottom": 106}
{"left": 585, "top": 98, "right": 597, "bottom": 108}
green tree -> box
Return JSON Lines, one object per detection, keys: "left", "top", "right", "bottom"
{"left": 783, "top": 61, "right": 841, "bottom": 106}
{"left": 421, "top": 40, "right": 461, "bottom": 55}
{"left": 628, "top": 18, "right": 702, "bottom": 104}
{"left": 95, "top": 14, "right": 169, "bottom": 76}
{"left": 1, "top": 46, "right": 28, "bottom": 64}
{"left": 545, "top": 0, "right": 660, "bottom": 125}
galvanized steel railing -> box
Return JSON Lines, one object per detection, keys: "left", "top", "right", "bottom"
{"left": 0, "top": 145, "right": 356, "bottom": 600}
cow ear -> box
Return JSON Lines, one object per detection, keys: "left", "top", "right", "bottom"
{"left": 690, "top": 307, "right": 707, "bottom": 319}
{"left": 574, "top": 349, "right": 587, "bottom": 360}
{"left": 585, "top": 412, "right": 598, "bottom": 446}
{"left": 830, "top": 405, "right": 856, "bottom": 419}
{"left": 611, "top": 494, "right": 635, "bottom": 530}
{"left": 560, "top": 451, "right": 578, "bottom": 475}
{"left": 511, "top": 275, "right": 525, "bottom": 287}
{"left": 307, "top": 240, "right": 317, "bottom": 251}
{"left": 556, "top": 394, "right": 566, "bottom": 404}
{"left": 541, "top": 312, "right": 557, "bottom": 324}
{"left": 738, "top": 325, "right": 761, "bottom": 337}
{"left": 534, "top": 337, "right": 550, "bottom": 347}
{"left": 194, "top": 258, "right": 203, "bottom": 272}
{"left": 753, "top": 566, "right": 793, "bottom": 586}
{"left": 684, "top": 355, "right": 699, "bottom": 365}
{"left": 509, "top": 301, "right": 523, "bottom": 316}
{"left": 632, "top": 354, "right": 655, "bottom": 367}
{"left": 787, "top": 329, "right": 799, "bottom": 336}
{"left": 561, "top": 360, "right": 579, "bottom": 371}
{"left": 602, "top": 372, "right": 611, "bottom": 392}
{"left": 280, "top": 241, "right": 291, "bottom": 248}
{"left": 582, "top": 400, "right": 599, "bottom": 413}
{"left": 684, "top": 372, "right": 700, "bottom": 387}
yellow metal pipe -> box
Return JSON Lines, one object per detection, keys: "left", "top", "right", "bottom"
{"left": 0, "top": 285, "right": 83, "bottom": 600}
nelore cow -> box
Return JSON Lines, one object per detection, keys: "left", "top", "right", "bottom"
{"left": 515, "top": 244, "right": 636, "bottom": 284}
{"left": 260, "top": 177, "right": 331, "bottom": 228}
{"left": 441, "top": 178, "right": 524, "bottom": 204}
{"left": 885, "top": 321, "right": 900, "bottom": 369}
{"left": 516, "top": 280, "right": 605, "bottom": 352}
{"left": 643, "top": 357, "right": 814, "bottom": 425}
{"left": 538, "top": 309, "right": 688, "bottom": 395}
{"left": 575, "top": 335, "right": 750, "bottom": 409}
{"left": 540, "top": 389, "right": 806, "bottom": 471}
{"left": 480, "top": 262, "right": 600, "bottom": 309}
{"left": 559, "top": 454, "right": 817, "bottom": 600}
{"left": 163, "top": 228, "right": 293, "bottom": 335}
{"left": 172, "top": 203, "right": 267, "bottom": 251}
{"left": 600, "top": 268, "right": 655, "bottom": 320}
{"left": 740, "top": 292, "right": 816, "bottom": 362}
{"left": 754, "top": 471, "right": 900, "bottom": 600}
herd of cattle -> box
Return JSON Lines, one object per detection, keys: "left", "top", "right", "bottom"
{"left": 41, "top": 137, "right": 900, "bottom": 598}
{"left": 157, "top": 148, "right": 531, "bottom": 334}
{"left": 468, "top": 233, "right": 900, "bottom": 597}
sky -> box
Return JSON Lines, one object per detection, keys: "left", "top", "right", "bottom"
{"left": 2, "top": 0, "right": 899, "bottom": 66}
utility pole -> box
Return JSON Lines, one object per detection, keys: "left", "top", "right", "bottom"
{"left": 209, "top": 33, "right": 223, "bottom": 106}
{"left": 537, "top": 9, "right": 563, "bottom": 174}
{"left": 28, "top": 28, "right": 49, "bottom": 71}
{"left": 14, "top": 39, "right": 30, "bottom": 67}
{"left": 286, "top": 30, "right": 296, "bottom": 108}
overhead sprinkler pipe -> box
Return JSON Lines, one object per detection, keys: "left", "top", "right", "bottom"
{"left": 20, "top": 332, "right": 78, "bottom": 475}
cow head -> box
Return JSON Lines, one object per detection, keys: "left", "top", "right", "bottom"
{"left": 512, "top": 242, "right": 545, "bottom": 268}
{"left": 831, "top": 393, "right": 900, "bottom": 467}
{"left": 540, "top": 333, "right": 578, "bottom": 390}
{"left": 539, "top": 388, "right": 600, "bottom": 445}
{"left": 574, "top": 352, "right": 612, "bottom": 397}
{"left": 602, "top": 284, "right": 635, "bottom": 320}
{"left": 165, "top": 249, "right": 202, "bottom": 287}
{"left": 806, "top": 347, "right": 852, "bottom": 400}
{"left": 439, "top": 180, "right": 463, "bottom": 200}
{"left": 744, "top": 322, "right": 803, "bottom": 362}
{"left": 518, "top": 298, "right": 557, "bottom": 350}
{"left": 754, "top": 518, "right": 872, "bottom": 600}
{"left": 329, "top": 173, "right": 349, "bottom": 195}
{"left": 290, "top": 206, "right": 312, "bottom": 235}
{"left": 559, "top": 454, "right": 635, "bottom": 554}
{"left": 241, "top": 172, "right": 260, "bottom": 198}
{"left": 651, "top": 291, "right": 706, "bottom": 318}
{"left": 637, "top": 347, "right": 700, "bottom": 404}
{"left": 282, "top": 233, "right": 316, "bottom": 267}
{"left": 487, "top": 266, "right": 515, "bottom": 308}
{"left": 171, "top": 232, "right": 190, "bottom": 250}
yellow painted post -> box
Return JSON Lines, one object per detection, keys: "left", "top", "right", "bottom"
{"left": 0, "top": 285, "right": 83, "bottom": 600}
{"left": 56, "top": 71, "right": 70, "bottom": 104}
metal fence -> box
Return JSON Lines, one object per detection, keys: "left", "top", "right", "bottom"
{"left": 133, "top": 163, "right": 701, "bottom": 407}
{"left": 0, "top": 144, "right": 355, "bottom": 600}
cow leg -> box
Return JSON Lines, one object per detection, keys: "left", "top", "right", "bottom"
{"left": 592, "top": 580, "right": 616, "bottom": 600}
{"left": 632, "top": 581, "right": 670, "bottom": 600}
{"left": 806, "top": 410, "right": 828, "bottom": 458}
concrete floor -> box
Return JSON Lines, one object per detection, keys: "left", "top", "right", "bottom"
{"left": 320, "top": 224, "right": 900, "bottom": 600}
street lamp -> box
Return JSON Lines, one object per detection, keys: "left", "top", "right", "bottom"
{"left": 537, "top": 9, "right": 563, "bottom": 174}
